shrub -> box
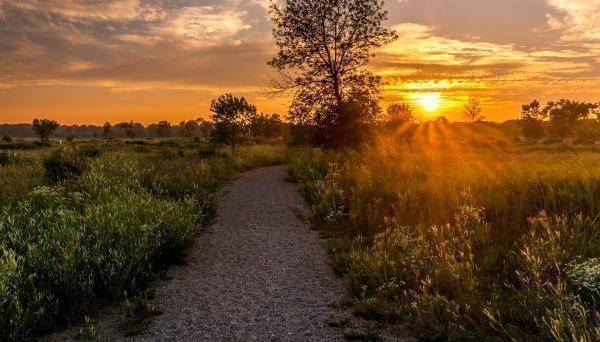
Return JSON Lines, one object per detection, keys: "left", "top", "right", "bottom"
{"left": 43, "top": 147, "right": 87, "bottom": 183}
{"left": 0, "top": 157, "right": 211, "bottom": 339}
{"left": 0, "top": 152, "right": 14, "bottom": 166}
{"left": 78, "top": 145, "right": 104, "bottom": 158}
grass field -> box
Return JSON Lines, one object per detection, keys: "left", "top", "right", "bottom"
{"left": 0, "top": 139, "right": 285, "bottom": 340}
{"left": 287, "top": 138, "right": 600, "bottom": 340}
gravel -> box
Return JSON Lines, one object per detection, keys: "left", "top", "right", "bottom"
{"left": 130, "top": 165, "right": 348, "bottom": 341}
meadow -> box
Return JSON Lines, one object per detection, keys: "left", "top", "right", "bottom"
{"left": 287, "top": 128, "right": 600, "bottom": 340}
{"left": 0, "top": 139, "right": 285, "bottom": 340}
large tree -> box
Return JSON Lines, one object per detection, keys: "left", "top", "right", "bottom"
{"left": 269, "top": 0, "right": 396, "bottom": 147}
{"left": 210, "top": 94, "right": 257, "bottom": 154}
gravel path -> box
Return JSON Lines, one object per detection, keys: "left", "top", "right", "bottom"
{"left": 132, "top": 165, "right": 347, "bottom": 341}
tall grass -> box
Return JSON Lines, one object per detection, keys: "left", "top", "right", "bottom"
{"left": 0, "top": 141, "right": 285, "bottom": 340}
{"left": 287, "top": 141, "right": 600, "bottom": 339}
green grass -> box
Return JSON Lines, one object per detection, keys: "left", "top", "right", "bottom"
{"left": 287, "top": 140, "right": 600, "bottom": 340}
{"left": 0, "top": 140, "right": 285, "bottom": 340}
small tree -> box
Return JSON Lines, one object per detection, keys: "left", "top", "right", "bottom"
{"left": 463, "top": 97, "right": 484, "bottom": 123}
{"left": 102, "top": 122, "right": 111, "bottom": 139}
{"left": 387, "top": 102, "right": 416, "bottom": 126}
{"left": 520, "top": 100, "right": 546, "bottom": 140}
{"left": 210, "top": 94, "right": 257, "bottom": 154}
{"left": 544, "top": 99, "right": 597, "bottom": 140}
{"left": 156, "top": 121, "right": 172, "bottom": 138}
{"left": 32, "top": 119, "right": 60, "bottom": 141}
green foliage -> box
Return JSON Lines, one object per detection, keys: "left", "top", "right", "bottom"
{"left": 287, "top": 143, "right": 600, "bottom": 339}
{"left": 0, "top": 140, "right": 286, "bottom": 340}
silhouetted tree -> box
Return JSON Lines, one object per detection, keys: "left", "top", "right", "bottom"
{"left": 116, "top": 121, "right": 136, "bottom": 138}
{"left": 102, "top": 122, "right": 111, "bottom": 139}
{"left": 463, "top": 97, "right": 484, "bottom": 122}
{"left": 156, "top": 121, "right": 172, "bottom": 138}
{"left": 269, "top": 0, "right": 396, "bottom": 147}
{"left": 435, "top": 116, "right": 449, "bottom": 124}
{"left": 250, "top": 113, "right": 283, "bottom": 138}
{"left": 179, "top": 120, "right": 198, "bottom": 138}
{"left": 324, "top": 87, "right": 380, "bottom": 148}
{"left": 387, "top": 102, "right": 416, "bottom": 126}
{"left": 32, "top": 119, "right": 60, "bottom": 141}
{"left": 520, "top": 100, "right": 545, "bottom": 140}
{"left": 544, "top": 99, "right": 597, "bottom": 140}
{"left": 210, "top": 94, "right": 257, "bottom": 154}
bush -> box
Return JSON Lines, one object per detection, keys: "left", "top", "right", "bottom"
{"left": 0, "top": 152, "right": 15, "bottom": 166}
{"left": 78, "top": 145, "right": 104, "bottom": 158}
{"left": 0, "top": 157, "right": 212, "bottom": 339}
{"left": 43, "top": 147, "right": 87, "bottom": 183}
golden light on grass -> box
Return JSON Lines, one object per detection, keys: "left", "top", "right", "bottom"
{"left": 411, "top": 92, "right": 441, "bottom": 113}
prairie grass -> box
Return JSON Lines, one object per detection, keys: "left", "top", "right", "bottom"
{"left": 287, "top": 139, "right": 600, "bottom": 340}
{"left": 0, "top": 140, "right": 285, "bottom": 340}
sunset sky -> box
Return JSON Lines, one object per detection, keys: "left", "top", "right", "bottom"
{"left": 0, "top": 0, "right": 598, "bottom": 124}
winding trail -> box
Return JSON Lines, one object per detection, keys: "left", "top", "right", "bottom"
{"left": 134, "top": 165, "right": 346, "bottom": 340}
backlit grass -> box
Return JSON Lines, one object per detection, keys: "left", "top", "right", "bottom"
{"left": 287, "top": 136, "right": 600, "bottom": 340}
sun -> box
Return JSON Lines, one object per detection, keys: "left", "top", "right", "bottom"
{"left": 416, "top": 93, "right": 441, "bottom": 113}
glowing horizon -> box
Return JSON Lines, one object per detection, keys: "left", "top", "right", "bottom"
{"left": 0, "top": 0, "right": 598, "bottom": 125}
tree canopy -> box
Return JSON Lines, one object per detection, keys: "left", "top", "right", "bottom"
{"left": 210, "top": 94, "right": 257, "bottom": 153}
{"left": 32, "top": 119, "right": 60, "bottom": 141}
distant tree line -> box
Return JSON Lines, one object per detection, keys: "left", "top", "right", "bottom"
{"left": 0, "top": 115, "right": 284, "bottom": 143}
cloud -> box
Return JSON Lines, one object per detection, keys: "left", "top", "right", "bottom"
{"left": 0, "top": 0, "right": 164, "bottom": 22}
{"left": 0, "top": 0, "right": 273, "bottom": 91}
{"left": 373, "top": 21, "right": 599, "bottom": 119}
{"left": 546, "top": 0, "right": 600, "bottom": 47}
{"left": 165, "top": 6, "right": 252, "bottom": 47}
